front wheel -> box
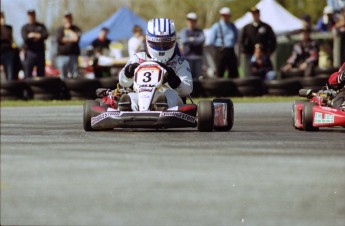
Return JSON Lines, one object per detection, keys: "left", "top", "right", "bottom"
{"left": 302, "top": 102, "right": 319, "bottom": 131}
{"left": 83, "top": 100, "right": 99, "bottom": 131}
{"left": 197, "top": 100, "right": 214, "bottom": 132}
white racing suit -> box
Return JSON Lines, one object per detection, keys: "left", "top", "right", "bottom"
{"left": 119, "top": 51, "right": 193, "bottom": 111}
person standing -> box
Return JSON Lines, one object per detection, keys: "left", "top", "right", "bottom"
{"left": 91, "top": 27, "right": 111, "bottom": 78}
{"left": 316, "top": 6, "right": 336, "bottom": 32}
{"left": 209, "top": 7, "right": 239, "bottom": 78}
{"left": 56, "top": 12, "right": 82, "bottom": 79}
{"left": 240, "top": 7, "right": 276, "bottom": 77}
{"left": 128, "top": 25, "right": 145, "bottom": 57}
{"left": 1, "top": 11, "right": 17, "bottom": 80}
{"left": 21, "top": 9, "right": 49, "bottom": 78}
{"left": 91, "top": 27, "right": 111, "bottom": 55}
{"left": 179, "top": 12, "right": 205, "bottom": 79}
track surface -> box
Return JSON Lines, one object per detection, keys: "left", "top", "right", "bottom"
{"left": 1, "top": 102, "right": 345, "bottom": 226}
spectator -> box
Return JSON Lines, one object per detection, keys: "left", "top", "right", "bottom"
{"left": 91, "top": 27, "right": 111, "bottom": 78}
{"left": 301, "top": 14, "right": 313, "bottom": 31}
{"left": 179, "top": 12, "right": 205, "bottom": 79}
{"left": 128, "top": 25, "right": 144, "bottom": 57}
{"left": 1, "top": 11, "right": 17, "bottom": 80}
{"left": 92, "top": 27, "right": 111, "bottom": 55}
{"left": 281, "top": 28, "right": 319, "bottom": 77}
{"left": 21, "top": 9, "right": 49, "bottom": 78}
{"left": 316, "top": 6, "right": 336, "bottom": 32}
{"left": 240, "top": 7, "right": 276, "bottom": 77}
{"left": 56, "top": 12, "right": 82, "bottom": 79}
{"left": 250, "top": 43, "right": 276, "bottom": 80}
{"left": 209, "top": 7, "right": 239, "bottom": 78}
{"left": 333, "top": 8, "right": 345, "bottom": 64}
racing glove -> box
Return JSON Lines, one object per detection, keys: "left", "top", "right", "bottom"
{"left": 124, "top": 63, "right": 139, "bottom": 78}
{"left": 156, "top": 62, "right": 181, "bottom": 89}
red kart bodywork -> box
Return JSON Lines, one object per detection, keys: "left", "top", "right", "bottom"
{"left": 293, "top": 95, "right": 345, "bottom": 130}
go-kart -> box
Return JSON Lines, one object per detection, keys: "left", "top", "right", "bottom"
{"left": 292, "top": 86, "right": 345, "bottom": 131}
{"left": 83, "top": 62, "right": 234, "bottom": 132}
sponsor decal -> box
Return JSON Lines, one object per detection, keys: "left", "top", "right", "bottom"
{"left": 314, "top": 112, "right": 334, "bottom": 124}
{"left": 139, "top": 87, "right": 154, "bottom": 92}
{"left": 91, "top": 112, "right": 121, "bottom": 125}
{"left": 160, "top": 112, "right": 196, "bottom": 123}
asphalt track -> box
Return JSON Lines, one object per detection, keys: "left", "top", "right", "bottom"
{"left": 1, "top": 102, "right": 345, "bottom": 226}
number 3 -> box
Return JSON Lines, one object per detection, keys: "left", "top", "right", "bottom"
{"left": 143, "top": 72, "right": 152, "bottom": 82}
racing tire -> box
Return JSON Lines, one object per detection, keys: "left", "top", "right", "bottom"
{"left": 98, "top": 77, "right": 119, "bottom": 89}
{"left": 197, "top": 100, "right": 214, "bottom": 132}
{"left": 291, "top": 100, "right": 309, "bottom": 129}
{"left": 213, "top": 98, "right": 234, "bottom": 131}
{"left": 83, "top": 100, "right": 99, "bottom": 131}
{"left": 302, "top": 102, "right": 319, "bottom": 131}
{"left": 0, "top": 80, "right": 29, "bottom": 100}
{"left": 200, "top": 78, "right": 237, "bottom": 97}
{"left": 26, "top": 77, "right": 65, "bottom": 100}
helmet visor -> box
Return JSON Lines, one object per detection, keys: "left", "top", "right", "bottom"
{"left": 147, "top": 40, "right": 175, "bottom": 51}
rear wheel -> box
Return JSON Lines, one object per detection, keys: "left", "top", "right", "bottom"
{"left": 302, "top": 102, "right": 319, "bottom": 131}
{"left": 213, "top": 98, "right": 234, "bottom": 131}
{"left": 83, "top": 100, "right": 99, "bottom": 131}
{"left": 197, "top": 100, "right": 214, "bottom": 132}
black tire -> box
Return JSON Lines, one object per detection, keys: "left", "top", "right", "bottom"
{"left": 26, "top": 77, "right": 64, "bottom": 100}
{"left": 292, "top": 100, "right": 309, "bottom": 129}
{"left": 65, "top": 78, "right": 101, "bottom": 99}
{"left": 299, "top": 76, "right": 328, "bottom": 88}
{"left": 213, "top": 98, "right": 234, "bottom": 131}
{"left": 199, "top": 78, "right": 237, "bottom": 97}
{"left": 191, "top": 79, "right": 202, "bottom": 98}
{"left": 233, "top": 77, "right": 264, "bottom": 97}
{"left": 265, "top": 78, "right": 302, "bottom": 96}
{"left": 0, "top": 80, "right": 29, "bottom": 100}
{"left": 232, "top": 77, "right": 263, "bottom": 86}
{"left": 237, "top": 86, "right": 264, "bottom": 96}
{"left": 302, "top": 102, "right": 319, "bottom": 131}
{"left": 197, "top": 100, "right": 214, "bottom": 132}
{"left": 98, "top": 77, "right": 119, "bottom": 89}
{"left": 83, "top": 100, "right": 99, "bottom": 131}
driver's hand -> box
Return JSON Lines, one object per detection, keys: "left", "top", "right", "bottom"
{"left": 124, "top": 63, "right": 139, "bottom": 78}
{"left": 161, "top": 65, "right": 181, "bottom": 89}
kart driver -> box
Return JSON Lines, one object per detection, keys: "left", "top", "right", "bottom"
{"left": 118, "top": 18, "right": 193, "bottom": 111}
{"left": 328, "top": 62, "right": 345, "bottom": 110}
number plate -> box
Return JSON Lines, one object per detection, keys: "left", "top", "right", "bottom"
{"left": 135, "top": 65, "right": 162, "bottom": 86}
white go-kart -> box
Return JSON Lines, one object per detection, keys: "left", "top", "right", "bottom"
{"left": 83, "top": 62, "right": 234, "bottom": 132}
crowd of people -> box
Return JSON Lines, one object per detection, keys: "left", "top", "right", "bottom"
{"left": 1, "top": 4, "right": 345, "bottom": 82}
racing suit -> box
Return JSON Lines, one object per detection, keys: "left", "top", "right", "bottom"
{"left": 328, "top": 62, "right": 345, "bottom": 110}
{"left": 119, "top": 51, "right": 193, "bottom": 111}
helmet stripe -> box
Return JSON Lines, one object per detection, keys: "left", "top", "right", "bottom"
{"left": 158, "top": 18, "right": 161, "bottom": 33}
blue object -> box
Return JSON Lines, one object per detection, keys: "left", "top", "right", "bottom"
{"left": 208, "top": 20, "right": 238, "bottom": 48}
{"left": 79, "top": 7, "right": 147, "bottom": 49}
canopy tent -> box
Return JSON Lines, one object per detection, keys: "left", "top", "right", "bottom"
{"left": 234, "top": 0, "right": 304, "bottom": 35}
{"left": 79, "top": 7, "right": 147, "bottom": 48}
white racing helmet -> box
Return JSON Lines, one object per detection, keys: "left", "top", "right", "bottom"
{"left": 146, "top": 18, "right": 176, "bottom": 63}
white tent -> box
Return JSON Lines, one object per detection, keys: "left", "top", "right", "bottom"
{"left": 234, "top": 0, "right": 304, "bottom": 35}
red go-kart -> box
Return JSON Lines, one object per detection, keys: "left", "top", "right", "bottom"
{"left": 292, "top": 87, "right": 345, "bottom": 131}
